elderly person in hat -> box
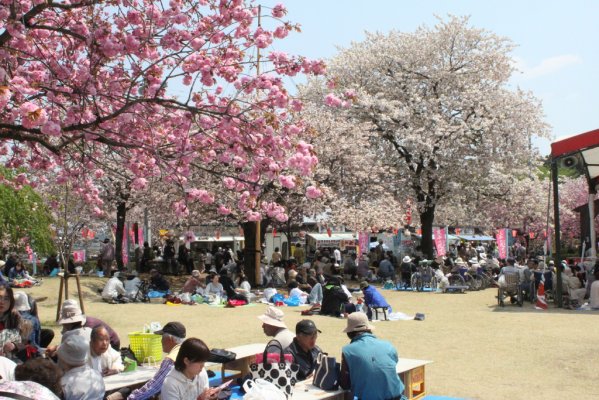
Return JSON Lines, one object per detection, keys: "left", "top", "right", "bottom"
{"left": 101, "top": 272, "right": 128, "bottom": 304}
{"left": 359, "top": 281, "right": 392, "bottom": 320}
{"left": 258, "top": 306, "right": 295, "bottom": 351}
{"left": 45, "top": 300, "right": 92, "bottom": 358}
{"left": 400, "top": 255, "right": 414, "bottom": 289}
{"left": 128, "top": 322, "right": 186, "bottom": 400}
{"left": 88, "top": 325, "right": 123, "bottom": 376}
{"left": 13, "top": 291, "right": 41, "bottom": 351}
{"left": 182, "top": 270, "right": 204, "bottom": 295}
{"left": 99, "top": 238, "right": 115, "bottom": 278}
{"left": 284, "top": 320, "right": 323, "bottom": 381}
{"left": 58, "top": 335, "right": 105, "bottom": 400}
{"left": 339, "top": 313, "right": 405, "bottom": 400}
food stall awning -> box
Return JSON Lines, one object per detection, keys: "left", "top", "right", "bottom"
{"left": 551, "top": 128, "right": 599, "bottom": 189}
{"left": 456, "top": 235, "right": 496, "bottom": 241}
{"left": 191, "top": 236, "right": 245, "bottom": 242}
{"left": 306, "top": 233, "right": 356, "bottom": 247}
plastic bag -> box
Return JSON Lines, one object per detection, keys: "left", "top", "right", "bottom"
{"left": 271, "top": 293, "right": 285, "bottom": 304}
{"left": 191, "top": 294, "right": 204, "bottom": 304}
{"left": 147, "top": 291, "right": 166, "bottom": 298}
{"left": 243, "top": 379, "right": 286, "bottom": 400}
{"left": 283, "top": 296, "right": 300, "bottom": 306}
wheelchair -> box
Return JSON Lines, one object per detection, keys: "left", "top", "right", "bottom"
{"left": 497, "top": 272, "right": 523, "bottom": 307}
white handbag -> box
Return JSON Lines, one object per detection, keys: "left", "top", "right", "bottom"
{"left": 243, "top": 379, "right": 287, "bottom": 400}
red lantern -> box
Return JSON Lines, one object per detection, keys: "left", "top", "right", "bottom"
{"left": 272, "top": 228, "right": 277, "bottom": 237}
{"left": 512, "top": 230, "right": 518, "bottom": 238}
{"left": 405, "top": 210, "right": 412, "bottom": 226}
{"left": 455, "top": 228, "right": 461, "bottom": 235}
{"left": 215, "top": 230, "right": 221, "bottom": 240}
{"left": 327, "top": 227, "right": 332, "bottom": 237}
{"left": 416, "top": 228, "right": 422, "bottom": 236}
{"left": 529, "top": 232, "right": 535, "bottom": 239}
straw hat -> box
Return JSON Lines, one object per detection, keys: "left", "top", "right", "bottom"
{"left": 343, "top": 312, "right": 375, "bottom": 333}
{"left": 13, "top": 292, "right": 30, "bottom": 312}
{"left": 257, "top": 306, "right": 287, "bottom": 329}
{"left": 58, "top": 300, "right": 86, "bottom": 325}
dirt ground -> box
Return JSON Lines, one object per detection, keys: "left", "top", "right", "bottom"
{"left": 30, "top": 275, "right": 599, "bottom": 400}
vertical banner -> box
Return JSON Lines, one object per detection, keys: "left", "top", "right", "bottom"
{"left": 496, "top": 229, "right": 507, "bottom": 259}
{"left": 358, "top": 232, "right": 369, "bottom": 256}
{"left": 72, "top": 250, "right": 86, "bottom": 263}
{"left": 433, "top": 227, "right": 447, "bottom": 256}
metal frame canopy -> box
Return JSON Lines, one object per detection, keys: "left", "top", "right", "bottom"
{"left": 551, "top": 128, "right": 599, "bottom": 191}
{"left": 550, "top": 128, "right": 599, "bottom": 307}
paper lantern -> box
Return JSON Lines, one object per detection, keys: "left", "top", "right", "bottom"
{"left": 272, "top": 228, "right": 277, "bottom": 237}
{"left": 512, "top": 230, "right": 518, "bottom": 238}
{"left": 215, "top": 230, "right": 221, "bottom": 240}
{"left": 455, "top": 228, "right": 461, "bottom": 235}
{"left": 529, "top": 232, "right": 535, "bottom": 239}
{"left": 327, "top": 227, "right": 332, "bottom": 237}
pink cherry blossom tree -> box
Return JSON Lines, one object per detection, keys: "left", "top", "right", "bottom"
{"left": 318, "top": 16, "right": 549, "bottom": 257}
{"left": 1, "top": 0, "right": 325, "bottom": 221}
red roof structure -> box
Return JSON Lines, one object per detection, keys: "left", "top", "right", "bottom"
{"left": 551, "top": 128, "right": 599, "bottom": 190}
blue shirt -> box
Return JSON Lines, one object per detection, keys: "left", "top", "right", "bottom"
{"left": 341, "top": 333, "right": 404, "bottom": 400}
{"left": 362, "top": 286, "right": 392, "bottom": 312}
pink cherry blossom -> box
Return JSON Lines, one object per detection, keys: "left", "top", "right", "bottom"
{"left": 306, "top": 186, "right": 323, "bottom": 199}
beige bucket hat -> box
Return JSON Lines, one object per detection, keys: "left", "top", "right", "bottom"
{"left": 343, "top": 312, "right": 375, "bottom": 333}
{"left": 257, "top": 306, "right": 287, "bottom": 329}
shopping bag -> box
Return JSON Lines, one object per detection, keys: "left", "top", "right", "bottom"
{"left": 249, "top": 340, "right": 299, "bottom": 398}
{"left": 243, "top": 379, "right": 286, "bottom": 400}
{"left": 313, "top": 352, "right": 340, "bottom": 390}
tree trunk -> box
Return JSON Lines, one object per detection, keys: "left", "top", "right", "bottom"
{"left": 242, "top": 220, "right": 270, "bottom": 286}
{"left": 419, "top": 204, "right": 436, "bottom": 259}
{"left": 115, "top": 202, "right": 127, "bottom": 270}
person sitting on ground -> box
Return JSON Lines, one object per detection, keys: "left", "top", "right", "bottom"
{"left": 263, "top": 281, "right": 277, "bottom": 302}
{"left": 235, "top": 273, "right": 254, "bottom": 302}
{"left": 8, "top": 261, "right": 35, "bottom": 285}
{"left": 219, "top": 269, "right": 247, "bottom": 304}
{"left": 127, "top": 322, "right": 186, "bottom": 400}
{"left": 320, "top": 276, "right": 350, "bottom": 317}
{"left": 0, "top": 284, "right": 27, "bottom": 360}
{"left": 13, "top": 291, "right": 41, "bottom": 349}
{"left": 45, "top": 300, "right": 92, "bottom": 358}
{"left": 182, "top": 270, "right": 203, "bottom": 294}
{"left": 376, "top": 254, "right": 395, "bottom": 281}
{"left": 258, "top": 306, "right": 295, "bottom": 351}
{"left": 88, "top": 325, "right": 123, "bottom": 376}
{"left": 287, "top": 280, "right": 308, "bottom": 305}
{"left": 124, "top": 271, "right": 142, "bottom": 300}
{"left": 0, "top": 358, "right": 63, "bottom": 399}
{"left": 43, "top": 254, "right": 59, "bottom": 276}
{"left": 339, "top": 313, "right": 405, "bottom": 400}
{"left": 565, "top": 266, "right": 586, "bottom": 309}
{"left": 149, "top": 269, "right": 170, "bottom": 292}
{"left": 161, "top": 338, "right": 219, "bottom": 400}
{"left": 58, "top": 335, "right": 105, "bottom": 400}
{"left": 359, "top": 281, "right": 392, "bottom": 320}
{"left": 205, "top": 273, "right": 224, "bottom": 297}
{"left": 101, "top": 272, "right": 128, "bottom": 303}
{"left": 285, "top": 320, "right": 323, "bottom": 381}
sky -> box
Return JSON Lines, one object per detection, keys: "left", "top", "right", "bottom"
{"left": 259, "top": 0, "right": 599, "bottom": 155}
